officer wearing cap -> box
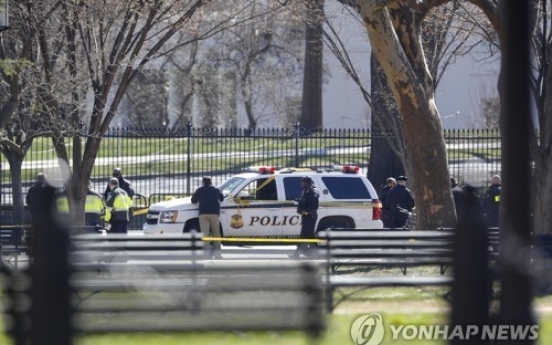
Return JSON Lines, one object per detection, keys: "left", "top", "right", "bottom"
{"left": 387, "top": 175, "right": 415, "bottom": 228}
{"left": 289, "top": 176, "right": 319, "bottom": 259}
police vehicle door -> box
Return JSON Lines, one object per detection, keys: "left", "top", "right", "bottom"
{"left": 280, "top": 176, "right": 305, "bottom": 238}
{"left": 227, "top": 178, "right": 283, "bottom": 237}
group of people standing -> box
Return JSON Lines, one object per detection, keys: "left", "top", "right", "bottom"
{"left": 451, "top": 175, "right": 501, "bottom": 227}
{"left": 26, "top": 167, "right": 135, "bottom": 234}
{"left": 380, "top": 174, "right": 501, "bottom": 228}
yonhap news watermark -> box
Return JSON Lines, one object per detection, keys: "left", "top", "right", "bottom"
{"left": 350, "top": 313, "right": 539, "bottom": 345}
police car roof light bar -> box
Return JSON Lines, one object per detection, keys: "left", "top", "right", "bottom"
{"left": 258, "top": 166, "right": 276, "bottom": 174}
{"left": 342, "top": 165, "right": 359, "bottom": 174}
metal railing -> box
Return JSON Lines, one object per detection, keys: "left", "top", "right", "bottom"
{"left": 0, "top": 127, "right": 501, "bottom": 216}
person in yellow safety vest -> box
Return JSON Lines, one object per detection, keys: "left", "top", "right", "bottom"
{"left": 105, "top": 177, "right": 131, "bottom": 234}
{"left": 85, "top": 180, "right": 105, "bottom": 229}
{"left": 55, "top": 187, "right": 70, "bottom": 214}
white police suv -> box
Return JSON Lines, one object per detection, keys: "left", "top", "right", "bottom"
{"left": 143, "top": 166, "right": 383, "bottom": 237}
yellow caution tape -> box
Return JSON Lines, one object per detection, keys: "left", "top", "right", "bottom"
{"left": 202, "top": 237, "right": 324, "bottom": 243}
{"left": 133, "top": 208, "right": 149, "bottom": 216}
{"left": 232, "top": 171, "right": 280, "bottom": 208}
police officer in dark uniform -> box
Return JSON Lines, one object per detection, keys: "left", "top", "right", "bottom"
{"left": 289, "top": 176, "right": 319, "bottom": 259}
{"left": 482, "top": 175, "right": 501, "bottom": 227}
{"left": 451, "top": 176, "right": 466, "bottom": 222}
{"left": 380, "top": 177, "right": 396, "bottom": 228}
{"left": 25, "top": 172, "right": 49, "bottom": 246}
{"left": 26, "top": 172, "right": 48, "bottom": 222}
{"left": 387, "top": 176, "right": 415, "bottom": 228}
{"left": 104, "top": 167, "right": 135, "bottom": 199}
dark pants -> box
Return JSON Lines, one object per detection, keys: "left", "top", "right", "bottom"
{"left": 85, "top": 213, "right": 103, "bottom": 228}
{"left": 391, "top": 210, "right": 409, "bottom": 228}
{"left": 382, "top": 209, "right": 392, "bottom": 228}
{"left": 110, "top": 220, "right": 128, "bottom": 234}
{"left": 298, "top": 215, "right": 317, "bottom": 253}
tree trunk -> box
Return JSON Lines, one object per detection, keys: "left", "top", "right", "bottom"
{"left": 243, "top": 98, "right": 257, "bottom": 129}
{"left": 359, "top": 1, "right": 456, "bottom": 229}
{"left": 533, "top": 52, "right": 552, "bottom": 235}
{"left": 70, "top": 135, "right": 85, "bottom": 226}
{"left": 368, "top": 52, "right": 406, "bottom": 190}
{"left": 300, "top": 0, "right": 324, "bottom": 129}
{"left": 6, "top": 152, "right": 25, "bottom": 226}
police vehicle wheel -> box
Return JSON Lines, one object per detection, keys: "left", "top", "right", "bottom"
{"left": 316, "top": 218, "right": 354, "bottom": 232}
{"left": 183, "top": 220, "right": 200, "bottom": 233}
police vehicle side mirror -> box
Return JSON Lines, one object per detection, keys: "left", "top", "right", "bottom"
{"left": 237, "top": 191, "right": 251, "bottom": 200}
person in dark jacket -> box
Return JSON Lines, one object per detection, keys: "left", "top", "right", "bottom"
{"left": 191, "top": 176, "right": 224, "bottom": 259}
{"left": 482, "top": 175, "right": 501, "bottom": 227}
{"left": 387, "top": 176, "right": 415, "bottom": 228}
{"left": 25, "top": 172, "right": 49, "bottom": 246}
{"left": 461, "top": 184, "right": 483, "bottom": 222}
{"left": 26, "top": 172, "right": 48, "bottom": 222}
{"left": 105, "top": 177, "right": 131, "bottom": 234}
{"left": 451, "top": 176, "right": 466, "bottom": 222}
{"left": 104, "top": 167, "right": 135, "bottom": 200}
{"left": 289, "top": 176, "right": 319, "bottom": 259}
{"left": 380, "top": 177, "right": 396, "bottom": 228}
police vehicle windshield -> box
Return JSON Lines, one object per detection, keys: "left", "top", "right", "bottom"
{"left": 217, "top": 176, "right": 246, "bottom": 195}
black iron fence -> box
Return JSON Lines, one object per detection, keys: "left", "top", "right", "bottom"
{"left": 0, "top": 126, "right": 501, "bottom": 210}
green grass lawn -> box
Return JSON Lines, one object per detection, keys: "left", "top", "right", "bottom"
{"left": 1, "top": 287, "right": 550, "bottom": 345}
{"left": 67, "top": 311, "right": 552, "bottom": 345}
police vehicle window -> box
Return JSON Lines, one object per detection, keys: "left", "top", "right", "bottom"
{"left": 255, "top": 178, "right": 278, "bottom": 200}
{"left": 217, "top": 177, "right": 245, "bottom": 194}
{"left": 321, "top": 177, "right": 372, "bottom": 199}
{"left": 283, "top": 177, "right": 303, "bottom": 201}
{"left": 238, "top": 178, "right": 278, "bottom": 201}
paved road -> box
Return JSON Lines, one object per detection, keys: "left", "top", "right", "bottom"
{"left": 122, "top": 230, "right": 314, "bottom": 262}
{"left": 7, "top": 236, "right": 320, "bottom": 272}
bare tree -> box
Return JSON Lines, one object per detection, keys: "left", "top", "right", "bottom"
{"left": 322, "top": 8, "right": 407, "bottom": 187}
{"left": 352, "top": 0, "right": 535, "bottom": 328}
{"left": 0, "top": 1, "right": 64, "bottom": 225}
{"left": 328, "top": 1, "right": 479, "bottom": 218}
{"left": 202, "top": 2, "right": 304, "bottom": 128}
{"left": 1, "top": 0, "right": 275, "bottom": 225}
{"left": 123, "top": 69, "right": 169, "bottom": 129}
{"left": 300, "top": 0, "right": 325, "bottom": 129}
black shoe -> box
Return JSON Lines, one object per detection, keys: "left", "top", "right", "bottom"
{"left": 287, "top": 251, "right": 300, "bottom": 260}
{"left": 211, "top": 249, "right": 222, "bottom": 260}
{"left": 306, "top": 249, "right": 320, "bottom": 259}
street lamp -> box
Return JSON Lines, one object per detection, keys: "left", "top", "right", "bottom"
{"left": 0, "top": 0, "right": 8, "bottom": 32}
{"left": 443, "top": 111, "right": 461, "bottom": 129}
